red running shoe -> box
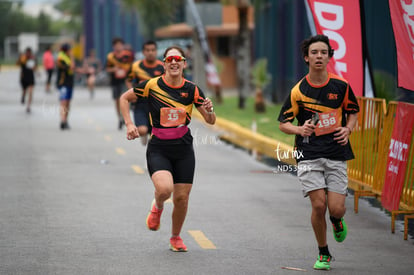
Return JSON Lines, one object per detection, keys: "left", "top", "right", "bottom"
{"left": 170, "top": 236, "right": 188, "bottom": 252}
{"left": 146, "top": 200, "right": 163, "bottom": 231}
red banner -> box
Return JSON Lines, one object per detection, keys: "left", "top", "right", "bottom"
{"left": 382, "top": 102, "right": 414, "bottom": 212}
{"left": 305, "top": 0, "right": 364, "bottom": 96}
{"left": 389, "top": 0, "right": 414, "bottom": 92}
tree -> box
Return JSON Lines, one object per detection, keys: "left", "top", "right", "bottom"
{"left": 37, "top": 11, "right": 52, "bottom": 36}
{"left": 251, "top": 58, "right": 272, "bottom": 113}
{"left": 0, "top": 1, "right": 39, "bottom": 55}
{"left": 54, "top": 0, "right": 82, "bottom": 16}
{"left": 121, "top": 0, "right": 183, "bottom": 39}
{"left": 0, "top": 0, "right": 80, "bottom": 60}
{"left": 53, "top": 0, "right": 82, "bottom": 35}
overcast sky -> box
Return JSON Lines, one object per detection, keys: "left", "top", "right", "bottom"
{"left": 24, "top": 0, "right": 58, "bottom": 4}
{"left": 22, "top": 0, "right": 62, "bottom": 20}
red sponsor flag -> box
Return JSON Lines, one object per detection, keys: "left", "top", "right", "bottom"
{"left": 305, "top": 0, "right": 368, "bottom": 97}
{"left": 389, "top": 0, "right": 414, "bottom": 92}
{"left": 382, "top": 102, "right": 414, "bottom": 212}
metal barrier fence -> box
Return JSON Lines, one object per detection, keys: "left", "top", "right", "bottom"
{"left": 349, "top": 99, "right": 414, "bottom": 239}
{"left": 348, "top": 97, "right": 387, "bottom": 192}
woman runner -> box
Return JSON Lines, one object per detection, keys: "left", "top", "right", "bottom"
{"left": 120, "top": 46, "right": 215, "bottom": 252}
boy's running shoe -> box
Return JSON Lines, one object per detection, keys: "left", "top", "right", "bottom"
{"left": 170, "top": 236, "right": 188, "bottom": 252}
{"left": 146, "top": 200, "right": 163, "bottom": 231}
{"left": 332, "top": 217, "right": 347, "bottom": 242}
{"left": 313, "top": 254, "right": 332, "bottom": 270}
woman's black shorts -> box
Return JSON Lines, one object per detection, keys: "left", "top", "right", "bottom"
{"left": 146, "top": 143, "right": 195, "bottom": 184}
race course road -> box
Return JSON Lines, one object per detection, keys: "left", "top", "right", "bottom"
{"left": 1, "top": 69, "right": 413, "bottom": 275}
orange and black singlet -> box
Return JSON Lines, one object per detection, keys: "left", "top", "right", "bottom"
{"left": 128, "top": 59, "right": 164, "bottom": 84}
{"left": 17, "top": 54, "right": 36, "bottom": 85}
{"left": 278, "top": 73, "right": 359, "bottom": 162}
{"left": 133, "top": 76, "right": 206, "bottom": 145}
{"left": 105, "top": 50, "right": 133, "bottom": 85}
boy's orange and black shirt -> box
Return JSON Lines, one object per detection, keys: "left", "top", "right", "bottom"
{"left": 278, "top": 72, "right": 360, "bottom": 161}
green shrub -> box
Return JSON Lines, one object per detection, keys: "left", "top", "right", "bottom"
{"left": 373, "top": 70, "right": 398, "bottom": 102}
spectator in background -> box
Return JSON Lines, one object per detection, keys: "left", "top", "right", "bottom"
{"left": 17, "top": 47, "right": 37, "bottom": 113}
{"left": 56, "top": 43, "right": 75, "bottom": 130}
{"left": 124, "top": 44, "right": 135, "bottom": 64}
{"left": 126, "top": 40, "right": 164, "bottom": 145}
{"left": 106, "top": 37, "right": 133, "bottom": 130}
{"left": 83, "top": 49, "right": 102, "bottom": 99}
{"left": 42, "top": 45, "right": 55, "bottom": 93}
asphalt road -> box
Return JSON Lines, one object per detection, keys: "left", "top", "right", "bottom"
{"left": 1, "top": 69, "right": 413, "bottom": 275}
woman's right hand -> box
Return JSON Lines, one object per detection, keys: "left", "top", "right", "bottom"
{"left": 126, "top": 124, "right": 139, "bottom": 140}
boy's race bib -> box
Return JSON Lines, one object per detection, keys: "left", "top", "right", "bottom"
{"left": 314, "top": 110, "right": 342, "bottom": 136}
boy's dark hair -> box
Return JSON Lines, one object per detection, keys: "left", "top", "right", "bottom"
{"left": 163, "top": 46, "right": 186, "bottom": 58}
{"left": 142, "top": 40, "right": 157, "bottom": 50}
{"left": 112, "top": 37, "right": 124, "bottom": 46}
{"left": 301, "top": 34, "right": 334, "bottom": 65}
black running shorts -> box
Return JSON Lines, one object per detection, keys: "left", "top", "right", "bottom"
{"left": 146, "top": 143, "right": 195, "bottom": 184}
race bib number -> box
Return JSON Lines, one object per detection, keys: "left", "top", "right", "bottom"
{"left": 314, "top": 110, "right": 342, "bottom": 136}
{"left": 160, "top": 107, "right": 187, "bottom": 127}
{"left": 115, "top": 68, "right": 126, "bottom": 79}
{"left": 26, "top": 59, "right": 35, "bottom": 69}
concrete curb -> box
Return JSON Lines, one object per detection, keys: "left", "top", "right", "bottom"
{"left": 0, "top": 65, "right": 19, "bottom": 72}
{"left": 193, "top": 110, "right": 296, "bottom": 165}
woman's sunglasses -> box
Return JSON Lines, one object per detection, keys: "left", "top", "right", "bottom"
{"left": 163, "top": 55, "right": 186, "bottom": 63}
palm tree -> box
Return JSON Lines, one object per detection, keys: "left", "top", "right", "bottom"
{"left": 251, "top": 58, "right": 272, "bottom": 113}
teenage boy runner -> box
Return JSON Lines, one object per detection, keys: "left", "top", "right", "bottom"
{"left": 278, "top": 34, "right": 359, "bottom": 270}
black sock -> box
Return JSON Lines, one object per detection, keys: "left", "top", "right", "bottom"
{"left": 330, "top": 216, "right": 342, "bottom": 224}
{"left": 319, "top": 245, "right": 330, "bottom": 256}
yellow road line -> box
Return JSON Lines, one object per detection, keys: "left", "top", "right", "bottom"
{"left": 188, "top": 230, "right": 216, "bottom": 249}
{"left": 104, "top": 135, "right": 112, "bottom": 142}
{"left": 131, "top": 165, "right": 145, "bottom": 174}
{"left": 116, "top": 147, "right": 126, "bottom": 155}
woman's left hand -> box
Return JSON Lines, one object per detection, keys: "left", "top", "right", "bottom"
{"left": 203, "top": 97, "right": 214, "bottom": 113}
